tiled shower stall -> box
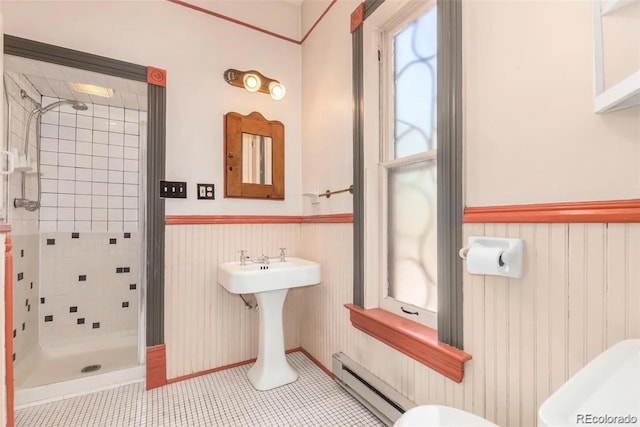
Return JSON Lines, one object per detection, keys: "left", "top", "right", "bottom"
{"left": 3, "top": 67, "right": 146, "bottom": 396}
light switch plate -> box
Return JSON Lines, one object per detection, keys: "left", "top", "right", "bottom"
{"left": 160, "top": 180, "right": 187, "bottom": 198}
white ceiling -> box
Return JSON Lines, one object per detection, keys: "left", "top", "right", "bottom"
{"left": 3, "top": 55, "right": 147, "bottom": 111}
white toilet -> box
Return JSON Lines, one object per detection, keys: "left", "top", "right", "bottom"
{"left": 394, "top": 405, "right": 497, "bottom": 427}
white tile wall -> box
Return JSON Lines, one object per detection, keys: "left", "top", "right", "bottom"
{"left": 39, "top": 232, "right": 140, "bottom": 347}
{"left": 37, "top": 97, "right": 144, "bottom": 232}
{"left": 4, "top": 72, "right": 40, "bottom": 235}
{"left": 12, "top": 235, "right": 40, "bottom": 382}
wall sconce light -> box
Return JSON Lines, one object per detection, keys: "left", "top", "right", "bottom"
{"left": 224, "top": 69, "right": 286, "bottom": 101}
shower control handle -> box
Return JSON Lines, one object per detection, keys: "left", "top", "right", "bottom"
{"left": 0, "top": 151, "right": 15, "bottom": 175}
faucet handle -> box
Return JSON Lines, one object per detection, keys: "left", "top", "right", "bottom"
{"left": 238, "top": 249, "right": 249, "bottom": 265}
{"left": 278, "top": 247, "right": 286, "bottom": 261}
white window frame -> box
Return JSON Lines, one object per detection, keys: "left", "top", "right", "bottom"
{"left": 362, "top": 0, "right": 437, "bottom": 329}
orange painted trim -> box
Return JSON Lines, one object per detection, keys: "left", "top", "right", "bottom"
{"left": 166, "top": 215, "right": 303, "bottom": 225}
{"left": 300, "top": 0, "right": 338, "bottom": 44}
{"left": 299, "top": 348, "right": 336, "bottom": 380}
{"left": 344, "top": 304, "right": 471, "bottom": 383}
{"left": 301, "top": 214, "right": 353, "bottom": 223}
{"left": 167, "top": 0, "right": 301, "bottom": 45}
{"left": 4, "top": 234, "right": 14, "bottom": 427}
{"left": 350, "top": 3, "right": 365, "bottom": 33}
{"left": 0, "top": 225, "right": 11, "bottom": 233}
{"left": 165, "top": 213, "right": 353, "bottom": 225}
{"left": 147, "top": 67, "right": 166, "bottom": 87}
{"left": 463, "top": 198, "right": 640, "bottom": 223}
{"left": 146, "top": 345, "right": 167, "bottom": 390}
{"left": 166, "top": 348, "right": 301, "bottom": 384}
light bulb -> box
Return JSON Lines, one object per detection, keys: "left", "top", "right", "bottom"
{"left": 243, "top": 73, "right": 261, "bottom": 92}
{"left": 269, "top": 81, "right": 286, "bottom": 101}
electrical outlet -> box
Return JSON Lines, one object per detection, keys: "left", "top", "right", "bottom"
{"left": 197, "top": 184, "right": 215, "bottom": 200}
{"left": 160, "top": 180, "right": 187, "bottom": 198}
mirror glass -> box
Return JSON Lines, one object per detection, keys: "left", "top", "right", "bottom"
{"left": 241, "top": 132, "right": 273, "bottom": 185}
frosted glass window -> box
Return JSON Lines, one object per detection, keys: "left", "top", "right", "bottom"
{"left": 387, "top": 160, "right": 437, "bottom": 312}
{"left": 393, "top": 7, "right": 437, "bottom": 159}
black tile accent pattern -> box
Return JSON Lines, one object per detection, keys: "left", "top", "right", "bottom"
{"left": 79, "top": 275, "right": 87, "bottom": 281}
{"left": 12, "top": 330, "right": 16, "bottom": 338}
{"left": 40, "top": 297, "right": 45, "bottom": 304}
{"left": 21, "top": 322, "right": 25, "bottom": 330}
{"left": 92, "top": 322, "right": 100, "bottom": 329}
{"left": 72, "top": 232, "right": 80, "bottom": 239}
{"left": 47, "top": 239, "right": 55, "bottom": 245}
{"left": 77, "top": 318, "right": 85, "bottom": 325}
{"left": 12, "top": 353, "right": 15, "bottom": 362}
{"left": 25, "top": 299, "right": 28, "bottom": 306}
{"left": 17, "top": 272, "right": 23, "bottom": 281}
{"left": 70, "top": 306, "right": 78, "bottom": 313}
{"left": 124, "top": 232, "right": 131, "bottom": 238}
{"left": 116, "top": 267, "right": 123, "bottom": 273}
{"left": 110, "top": 238, "right": 117, "bottom": 244}
{"left": 124, "top": 267, "right": 130, "bottom": 273}
{"left": 20, "top": 249, "right": 24, "bottom": 257}
{"left": 122, "top": 302, "right": 129, "bottom": 308}
{"left": 44, "top": 315, "right": 53, "bottom": 322}
{"left": 27, "top": 305, "right": 30, "bottom": 312}
{"left": 129, "top": 284, "right": 136, "bottom": 290}
{"left": 30, "top": 282, "right": 33, "bottom": 289}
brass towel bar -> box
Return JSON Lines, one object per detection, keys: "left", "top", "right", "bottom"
{"left": 320, "top": 185, "right": 354, "bottom": 198}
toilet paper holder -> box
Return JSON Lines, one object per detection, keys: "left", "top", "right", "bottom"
{"left": 459, "top": 236, "right": 523, "bottom": 278}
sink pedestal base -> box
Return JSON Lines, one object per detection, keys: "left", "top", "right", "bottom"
{"left": 247, "top": 288, "right": 298, "bottom": 391}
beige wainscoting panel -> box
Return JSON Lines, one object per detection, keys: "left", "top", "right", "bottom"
{"left": 164, "top": 223, "right": 302, "bottom": 379}
{"left": 299, "top": 222, "right": 640, "bottom": 427}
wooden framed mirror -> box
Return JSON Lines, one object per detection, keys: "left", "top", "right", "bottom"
{"left": 224, "top": 111, "right": 284, "bottom": 199}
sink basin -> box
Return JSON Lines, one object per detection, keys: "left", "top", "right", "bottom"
{"left": 218, "top": 257, "right": 321, "bottom": 294}
{"left": 217, "top": 256, "right": 321, "bottom": 391}
{"left": 539, "top": 339, "right": 640, "bottom": 426}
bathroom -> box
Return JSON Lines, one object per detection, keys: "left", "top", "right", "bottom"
{"left": 0, "top": 0, "right": 638, "bottom": 426}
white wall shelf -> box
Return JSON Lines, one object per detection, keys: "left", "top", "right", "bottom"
{"left": 601, "top": 0, "right": 637, "bottom": 16}
{"left": 595, "top": 70, "right": 640, "bottom": 113}
{"left": 592, "top": 0, "right": 640, "bottom": 113}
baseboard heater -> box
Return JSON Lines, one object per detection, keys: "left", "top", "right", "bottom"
{"left": 332, "top": 352, "right": 415, "bottom": 426}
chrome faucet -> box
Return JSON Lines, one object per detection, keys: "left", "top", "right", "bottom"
{"left": 279, "top": 247, "right": 286, "bottom": 262}
{"left": 239, "top": 250, "right": 250, "bottom": 266}
{"left": 259, "top": 254, "right": 270, "bottom": 265}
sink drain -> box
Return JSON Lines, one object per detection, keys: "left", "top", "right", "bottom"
{"left": 81, "top": 364, "right": 101, "bottom": 373}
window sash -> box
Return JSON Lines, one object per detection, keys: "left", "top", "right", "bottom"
{"left": 379, "top": 5, "right": 438, "bottom": 326}
{"left": 379, "top": 157, "right": 438, "bottom": 328}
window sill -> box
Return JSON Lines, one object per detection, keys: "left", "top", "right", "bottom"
{"left": 344, "top": 304, "right": 471, "bottom": 383}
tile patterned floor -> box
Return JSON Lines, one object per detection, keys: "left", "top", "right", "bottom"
{"left": 16, "top": 352, "right": 384, "bottom": 427}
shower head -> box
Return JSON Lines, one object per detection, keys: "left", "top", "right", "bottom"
{"left": 70, "top": 101, "right": 88, "bottom": 111}
{"left": 38, "top": 99, "right": 88, "bottom": 114}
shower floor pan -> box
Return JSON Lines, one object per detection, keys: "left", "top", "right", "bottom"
{"left": 15, "top": 336, "right": 143, "bottom": 408}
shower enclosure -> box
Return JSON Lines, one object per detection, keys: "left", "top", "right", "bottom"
{"left": 3, "top": 55, "right": 147, "bottom": 406}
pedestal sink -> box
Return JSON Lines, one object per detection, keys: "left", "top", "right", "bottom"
{"left": 218, "top": 257, "right": 321, "bottom": 390}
